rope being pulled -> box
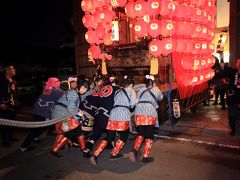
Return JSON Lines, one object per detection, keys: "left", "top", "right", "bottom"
{"left": 0, "top": 114, "right": 71, "bottom": 128}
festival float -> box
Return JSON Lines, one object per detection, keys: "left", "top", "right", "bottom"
{"left": 75, "top": 0, "right": 216, "bottom": 124}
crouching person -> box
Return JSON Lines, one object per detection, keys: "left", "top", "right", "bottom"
{"left": 90, "top": 75, "right": 136, "bottom": 165}
{"left": 50, "top": 79, "right": 89, "bottom": 157}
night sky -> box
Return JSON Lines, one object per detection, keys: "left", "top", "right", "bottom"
{"left": 1, "top": 0, "right": 73, "bottom": 48}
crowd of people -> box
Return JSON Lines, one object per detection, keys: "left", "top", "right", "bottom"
{"left": 0, "top": 57, "right": 239, "bottom": 165}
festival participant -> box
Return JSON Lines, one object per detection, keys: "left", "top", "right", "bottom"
{"left": 129, "top": 75, "right": 163, "bottom": 163}
{"left": 50, "top": 79, "right": 89, "bottom": 157}
{"left": 82, "top": 76, "right": 120, "bottom": 158}
{"left": 20, "top": 77, "right": 64, "bottom": 152}
{"left": 90, "top": 75, "right": 136, "bottom": 165}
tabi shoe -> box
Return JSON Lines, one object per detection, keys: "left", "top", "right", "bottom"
{"left": 110, "top": 154, "right": 123, "bottom": 161}
{"left": 142, "top": 157, "right": 154, "bottom": 163}
{"left": 49, "top": 151, "right": 62, "bottom": 158}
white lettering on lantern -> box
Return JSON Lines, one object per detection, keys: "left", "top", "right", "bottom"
{"left": 202, "top": 43, "right": 207, "bottom": 49}
{"left": 166, "top": 43, "right": 172, "bottom": 50}
{"left": 100, "top": 13, "right": 105, "bottom": 19}
{"left": 111, "top": 0, "right": 119, "bottom": 7}
{"left": 151, "top": 2, "right": 159, "bottom": 9}
{"left": 135, "top": 4, "right": 142, "bottom": 11}
{"left": 81, "top": 1, "right": 86, "bottom": 7}
{"left": 150, "top": 45, "right": 158, "bottom": 52}
{"left": 167, "top": 23, "right": 173, "bottom": 30}
{"left": 135, "top": 25, "right": 141, "bottom": 32}
{"left": 150, "top": 23, "right": 158, "bottom": 30}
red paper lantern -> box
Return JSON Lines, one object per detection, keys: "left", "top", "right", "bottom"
{"left": 200, "top": 57, "right": 207, "bottom": 68}
{"left": 192, "top": 41, "right": 202, "bottom": 55}
{"left": 103, "top": 33, "right": 113, "bottom": 45}
{"left": 148, "top": 19, "right": 161, "bottom": 37}
{"left": 206, "top": 56, "right": 215, "bottom": 68}
{"left": 184, "top": 40, "right": 194, "bottom": 53}
{"left": 175, "top": 39, "right": 187, "bottom": 53}
{"left": 88, "top": 45, "right": 101, "bottom": 59}
{"left": 208, "top": 43, "right": 215, "bottom": 54}
{"left": 94, "top": 8, "right": 113, "bottom": 24}
{"left": 191, "top": 8, "right": 203, "bottom": 22}
{"left": 190, "top": 0, "right": 199, "bottom": 6}
{"left": 146, "top": 0, "right": 161, "bottom": 16}
{"left": 149, "top": 39, "right": 162, "bottom": 57}
{"left": 125, "top": 1, "right": 135, "bottom": 18}
{"left": 197, "top": 0, "right": 207, "bottom": 7}
{"left": 192, "top": 24, "right": 202, "bottom": 38}
{"left": 160, "top": 0, "right": 178, "bottom": 17}
{"left": 159, "top": 19, "right": 177, "bottom": 37}
{"left": 181, "top": 56, "right": 200, "bottom": 70}
{"left": 134, "top": 20, "right": 148, "bottom": 37}
{"left": 111, "top": 0, "right": 127, "bottom": 8}
{"left": 180, "top": 73, "right": 199, "bottom": 87}
{"left": 160, "top": 39, "right": 176, "bottom": 56}
{"left": 175, "top": 3, "right": 188, "bottom": 19}
{"left": 95, "top": 26, "right": 107, "bottom": 40}
{"left": 134, "top": 0, "right": 147, "bottom": 17}
{"left": 92, "top": 0, "right": 107, "bottom": 8}
{"left": 85, "top": 29, "right": 99, "bottom": 44}
{"left": 176, "top": 21, "right": 189, "bottom": 36}
{"left": 82, "top": 14, "right": 97, "bottom": 29}
{"left": 81, "top": 0, "right": 94, "bottom": 13}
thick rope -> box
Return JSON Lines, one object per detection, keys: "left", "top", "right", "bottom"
{"left": 0, "top": 114, "right": 71, "bottom": 128}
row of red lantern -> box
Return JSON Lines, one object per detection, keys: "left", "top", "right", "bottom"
{"left": 133, "top": 18, "right": 214, "bottom": 41}
{"left": 179, "top": 69, "right": 215, "bottom": 87}
{"left": 181, "top": 55, "right": 215, "bottom": 70}
{"left": 81, "top": 0, "right": 127, "bottom": 13}
{"left": 124, "top": 0, "right": 216, "bottom": 20}
{"left": 148, "top": 38, "right": 214, "bottom": 57}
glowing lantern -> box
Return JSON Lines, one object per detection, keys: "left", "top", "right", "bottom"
{"left": 200, "top": 58, "right": 207, "bottom": 69}
{"left": 197, "top": 0, "right": 207, "bottom": 7}
{"left": 94, "top": 8, "right": 113, "bottom": 24}
{"left": 181, "top": 56, "right": 200, "bottom": 70}
{"left": 134, "top": 20, "right": 148, "bottom": 37}
{"left": 190, "top": 0, "right": 199, "bottom": 5}
{"left": 206, "top": 56, "right": 215, "bottom": 68}
{"left": 95, "top": 26, "right": 107, "bottom": 40}
{"left": 149, "top": 39, "right": 162, "bottom": 57}
{"left": 81, "top": 0, "right": 94, "bottom": 13}
{"left": 160, "top": 0, "right": 178, "bottom": 16}
{"left": 134, "top": 0, "right": 147, "bottom": 17}
{"left": 103, "top": 33, "right": 113, "bottom": 45}
{"left": 146, "top": 0, "right": 161, "bottom": 16}
{"left": 88, "top": 45, "right": 101, "bottom": 59}
{"left": 82, "top": 14, "right": 97, "bottom": 29}
{"left": 92, "top": 0, "right": 107, "bottom": 8}
{"left": 208, "top": 43, "right": 215, "bottom": 54}
{"left": 111, "top": 0, "right": 127, "bottom": 8}
{"left": 85, "top": 29, "right": 99, "bottom": 44}
{"left": 125, "top": 1, "right": 135, "bottom": 18}
{"left": 148, "top": 19, "right": 161, "bottom": 37}
{"left": 191, "top": 8, "right": 203, "bottom": 22}
{"left": 175, "top": 3, "right": 188, "bottom": 19}
{"left": 159, "top": 19, "right": 177, "bottom": 37}
{"left": 184, "top": 40, "right": 194, "bottom": 53}
{"left": 160, "top": 39, "right": 176, "bottom": 56}
{"left": 175, "top": 39, "right": 187, "bottom": 53}
{"left": 180, "top": 73, "right": 199, "bottom": 87}
{"left": 192, "top": 24, "right": 202, "bottom": 38}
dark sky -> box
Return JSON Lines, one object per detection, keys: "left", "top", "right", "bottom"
{"left": 1, "top": 0, "right": 73, "bottom": 48}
